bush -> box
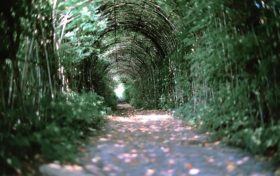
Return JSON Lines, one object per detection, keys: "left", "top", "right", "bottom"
{"left": 169, "top": 0, "right": 280, "bottom": 163}
{"left": 0, "top": 92, "right": 109, "bottom": 175}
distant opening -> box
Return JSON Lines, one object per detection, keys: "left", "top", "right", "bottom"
{"left": 114, "top": 82, "right": 125, "bottom": 101}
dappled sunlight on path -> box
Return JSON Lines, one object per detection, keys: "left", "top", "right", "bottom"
{"left": 40, "top": 104, "right": 275, "bottom": 176}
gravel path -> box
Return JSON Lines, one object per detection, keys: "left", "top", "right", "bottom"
{"left": 40, "top": 104, "right": 276, "bottom": 176}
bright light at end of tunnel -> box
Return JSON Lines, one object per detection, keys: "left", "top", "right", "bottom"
{"left": 114, "top": 83, "right": 125, "bottom": 100}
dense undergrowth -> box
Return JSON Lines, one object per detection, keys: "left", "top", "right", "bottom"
{"left": 166, "top": 0, "right": 280, "bottom": 162}
{"left": 0, "top": 92, "right": 109, "bottom": 174}
{"left": 0, "top": 0, "right": 116, "bottom": 174}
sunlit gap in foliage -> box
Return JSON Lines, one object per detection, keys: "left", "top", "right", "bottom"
{"left": 114, "top": 83, "right": 125, "bottom": 101}
{"left": 113, "top": 76, "right": 125, "bottom": 101}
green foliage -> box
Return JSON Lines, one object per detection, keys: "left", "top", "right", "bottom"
{"left": 56, "top": 0, "right": 117, "bottom": 109}
{"left": 2, "top": 0, "right": 280, "bottom": 174}
{"left": 124, "top": 82, "right": 147, "bottom": 108}
{"left": 169, "top": 0, "right": 280, "bottom": 161}
{"left": 124, "top": 80, "right": 159, "bottom": 109}
{"left": 0, "top": 92, "right": 108, "bottom": 174}
{"left": 49, "top": 92, "right": 108, "bottom": 131}
{"left": 0, "top": 1, "right": 116, "bottom": 174}
{"left": 57, "top": 0, "right": 106, "bottom": 62}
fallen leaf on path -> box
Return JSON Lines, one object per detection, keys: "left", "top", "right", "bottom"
{"left": 205, "top": 156, "right": 215, "bottom": 163}
{"left": 148, "top": 158, "right": 156, "bottom": 163}
{"left": 168, "top": 159, "right": 175, "bottom": 165}
{"left": 145, "top": 169, "right": 156, "bottom": 176}
{"left": 185, "top": 163, "right": 193, "bottom": 169}
{"left": 129, "top": 159, "right": 139, "bottom": 166}
{"left": 160, "top": 146, "right": 170, "bottom": 153}
{"left": 226, "top": 161, "right": 236, "bottom": 173}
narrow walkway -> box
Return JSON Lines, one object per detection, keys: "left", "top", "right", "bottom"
{"left": 40, "top": 104, "right": 275, "bottom": 176}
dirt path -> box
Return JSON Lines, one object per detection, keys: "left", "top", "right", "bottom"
{"left": 40, "top": 104, "right": 276, "bottom": 176}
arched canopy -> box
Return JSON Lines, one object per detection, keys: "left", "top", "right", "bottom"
{"left": 95, "top": 0, "right": 178, "bottom": 79}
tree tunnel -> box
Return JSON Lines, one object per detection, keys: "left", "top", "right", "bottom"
{"left": 0, "top": 0, "right": 179, "bottom": 109}
{"left": 92, "top": 0, "right": 178, "bottom": 107}
{"left": 2, "top": 1, "right": 280, "bottom": 173}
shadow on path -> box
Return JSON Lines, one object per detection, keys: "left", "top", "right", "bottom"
{"left": 40, "top": 104, "right": 276, "bottom": 176}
